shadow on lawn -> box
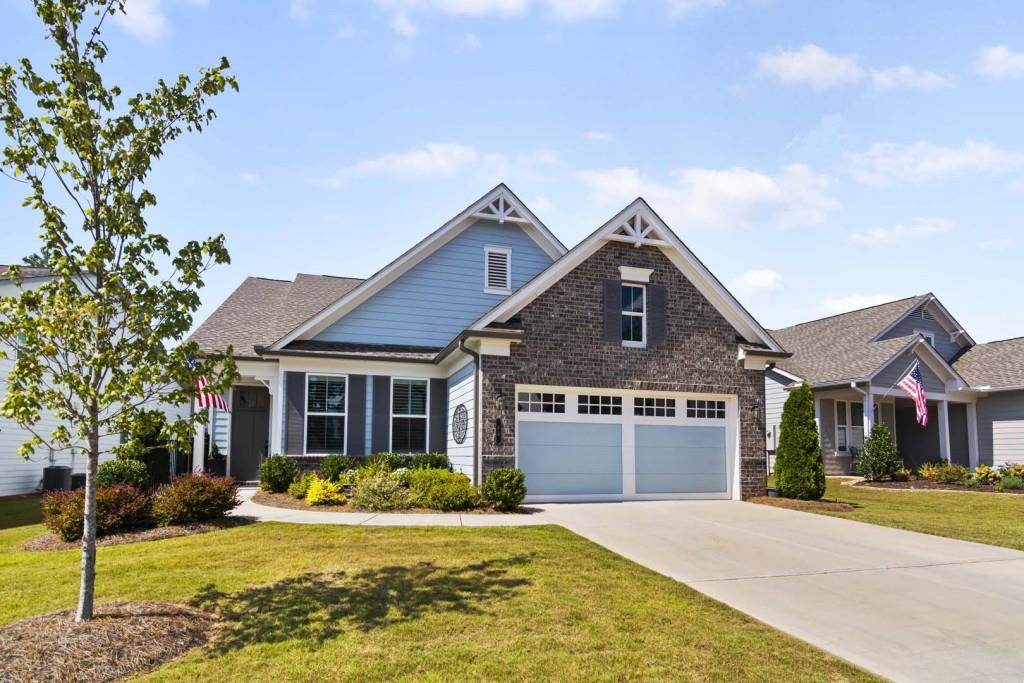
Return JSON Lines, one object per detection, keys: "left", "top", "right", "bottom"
{"left": 0, "top": 496, "right": 43, "bottom": 530}
{"left": 191, "top": 555, "right": 533, "bottom": 652}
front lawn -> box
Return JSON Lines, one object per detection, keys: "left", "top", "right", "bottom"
{"left": 0, "top": 497, "right": 875, "bottom": 682}
{"left": 767, "top": 478, "right": 1024, "bottom": 551}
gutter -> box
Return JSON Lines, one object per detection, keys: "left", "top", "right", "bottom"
{"left": 458, "top": 339, "right": 482, "bottom": 486}
{"left": 255, "top": 346, "right": 437, "bottom": 364}
{"left": 433, "top": 328, "right": 524, "bottom": 364}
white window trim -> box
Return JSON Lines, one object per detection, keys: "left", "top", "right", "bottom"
{"left": 484, "top": 245, "right": 512, "bottom": 295}
{"left": 914, "top": 329, "right": 936, "bottom": 348}
{"left": 390, "top": 377, "right": 430, "bottom": 453}
{"left": 304, "top": 373, "right": 348, "bottom": 456}
{"left": 834, "top": 400, "right": 868, "bottom": 454}
{"left": 621, "top": 283, "right": 647, "bottom": 349}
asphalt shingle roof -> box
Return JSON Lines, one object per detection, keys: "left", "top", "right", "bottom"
{"left": 771, "top": 294, "right": 929, "bottom": 385}
{"left": 190, "top": 274, "right": 363, "bottom": 359}
{"left": 0, "top": 266, "right": 52, "bottom": 280}
{"left": 952, "top": 337, "right": 1024, "bottom": 389}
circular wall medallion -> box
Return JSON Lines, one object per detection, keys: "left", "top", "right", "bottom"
{"left": 452, "top": 404, "right": 469, "bottom": 444}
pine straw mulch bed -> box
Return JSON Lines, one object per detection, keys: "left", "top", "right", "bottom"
{"left": 747, "top": 496, "right": 856, "bottom": 512}
{"left": 854, "top": 480, "right": 1024, "bottom": 494}
{"left": 0, "top": 601, "right": 215, "bottom": 683}
{"left": 21, "top": 516, "right": 257, "bottom": 553}
{"left": 251, "top": 490, "right": 537, "bottom": 515}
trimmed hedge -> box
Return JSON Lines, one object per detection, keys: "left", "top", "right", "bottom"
{"left": 407, "top": 469, "right": 480, "bottom": 511}
{"left": 319, "top": 455, "right": 357, "bottom": 482}
{"left": 349, "top": 470, "right": 417, "bottom": 511}
{"left": 774, "top": 382, "right": 826, "bottom": 500}
{"left": 482, "top": 468, "right": 527, "bottom": 512}
{"left": 41, "top": 485, "right": 153, "bottom": 542}
{"left": 152, "top": 474, "right": 239, "bottom": 526}
{"left": 260, "top": 455, "right": 298, "bottom": 493}
{"left": 97, "top": 458, "right": 150, "bottom": 490}
{"left": 856, "top": 423, "right": 902, "bottom": 481}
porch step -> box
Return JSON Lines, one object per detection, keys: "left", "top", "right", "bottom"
{"left": 824, "top": 455, "right": 854, "bottom": 476}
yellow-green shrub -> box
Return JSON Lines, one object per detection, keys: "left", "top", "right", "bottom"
{"left": 305, "top": 476, "right": 346, "bottom": 506}
{"left": 972, "top": 464, "right": 1001, "bottom": 486}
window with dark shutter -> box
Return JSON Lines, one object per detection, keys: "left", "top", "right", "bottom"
{"left": 391, "top": 378, "right": 428, "bottom": 452}
{"left": 306, "top": 374, "right": 346, "bottom": 453}
{"left": 484, "top": 246, "right": 511, "bottom": 294}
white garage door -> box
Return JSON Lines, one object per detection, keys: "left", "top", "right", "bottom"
{"left": 515, "top": 388, "right": 736, "bottom": 502}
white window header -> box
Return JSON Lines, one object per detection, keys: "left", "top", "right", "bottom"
{"left": 618, "top": 266, "right": 653, "bottom": 283}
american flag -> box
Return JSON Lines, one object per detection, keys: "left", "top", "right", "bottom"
{"left": 187, "top": 356, "right": 228, "bottom": 412}
{"left": 897, "top": 361, "right": 928, "bottom": 427}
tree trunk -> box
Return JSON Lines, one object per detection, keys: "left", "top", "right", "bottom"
{"left": 75, "top": 435, "right": 99, "bottom": 622}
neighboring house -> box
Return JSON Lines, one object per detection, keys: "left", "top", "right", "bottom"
{"left": 0, "top": 267, "right": 121, "bottom": 495}
{"left": 190, "top": 184, "right": 787, "bottom": 501}
{"left": 766, "top": 295, "right": 1024, "bottom": 474}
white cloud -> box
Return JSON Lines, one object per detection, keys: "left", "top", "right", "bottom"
{"left": 667, "top": 0, "right": 725, "bottom": 17}
{"left": 820, "top": 294, "right": 899, "bottom": 315}
{"left": 583, "top": 130, "right": 613, "bottom": 142}
{"left": 458, "top": 32, "right": 482, "bottom": 51}
{"left": 977, "top": 45, "right": 1024, "bottom": 79}
{"left": 239, "top": 171, "right": 262, "bottom": 186}
{"left": 113, "top": 0, "right": 168, "bottom": 42}
{"left": 576, "top": 163, "right": 836, "bottom": 230}
{"left": 311, "top": 143, "right": 479, "bottom": 187}
{"left": 288, "top": 0, "right": 312, "bottom": 21}
{"left": 848, "top": 217, "right": 953, "bottom": 247}
{"left": 980, "top": 237, "right": 1015, "bottom": 250}
{"left": 871, "top": 65, "right": 949, "bottom": 90}
{"left": 846, "top": 140, "right": 1024, "bottom": 186}
{"left": 375, "top": 0, "right": 528, "bottom": 18}
{"left": 544, "top": 0, "right": 620, "bottom": 20}
{"left": 755, "top": 44, "right": 864, "bottom": 90}
{"left": 732, "top": 269, "right": 782, "bottom": 297}
{"left": 391, "top": 10, "right": 419, "bottom": 37}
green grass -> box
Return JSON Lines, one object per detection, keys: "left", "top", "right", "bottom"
{"left": 0, "top": 498, "right": 875, "bottom": 682}
{"left": 804, "top": 478, "right": 1024, "bottom": 551}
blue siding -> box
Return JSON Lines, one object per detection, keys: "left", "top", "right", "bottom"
{"left": 518, "top": 422, "right": 622, "bottom": 496}
{"left": 315, "top": 220, "right": 554, "bottom": 347}
{"left": 871, "top": 349, "right": 946, "bottom": 394}
{"left": 877, "top": 306, "right": 963, "bottom": 362}
{"left": 635, "top": 426, "right": 727, "bottom": 494}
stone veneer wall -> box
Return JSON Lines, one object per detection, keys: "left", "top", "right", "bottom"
{"left": 478, "top": 240, "right": 767, "bottom": 498}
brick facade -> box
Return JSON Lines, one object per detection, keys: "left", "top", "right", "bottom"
{"left": 479, "top": 240, "right": 767, "bottom": 498}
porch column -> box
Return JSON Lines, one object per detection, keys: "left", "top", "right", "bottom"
{"left": 191, "top": 400, "right": 208, "bottom": 474}
{"left": 938, "top": 399, "right": 951, "bottom": 463}
{"left": 269, "top": 372, "right": 283, "bottom": 456}
{"left": 813, "top": 397, "right": 822, "bottom": 438}
{"left": 966, "top": 402, "right": 980, "bottom": 470}
{"left": 863, "top": 391, "right": 875, "bottom": 436}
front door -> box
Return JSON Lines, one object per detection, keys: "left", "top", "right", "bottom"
{"left": 230, "top": 386, "right": 270, "bottom": 482}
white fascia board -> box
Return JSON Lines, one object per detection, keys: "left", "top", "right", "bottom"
{"left": 270, "top": 185, "right": 565, "bottom": 350}
{"left": 471, "top": 199, "right": 783, "bottom": 352}
{"left": 768, "top": 366, "right": 804, "bottom": 384}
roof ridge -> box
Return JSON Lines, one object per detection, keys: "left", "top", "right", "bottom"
{"left": 249, "top": 276, "right": 293, "bottom": 283}
{"left": 772, "top": 294, "right": 925, "bottom": 332}
{"left": 970, "top": 335, "right": 1024, "bottom": 346}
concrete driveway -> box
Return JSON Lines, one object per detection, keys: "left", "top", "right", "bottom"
{"left": 540, "top": 500, "right": 1024, "bottom": 683}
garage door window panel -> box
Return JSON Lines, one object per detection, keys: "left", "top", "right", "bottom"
{"left": 634, "top": 397, "right": 676, "bottom": 417}
{"left": 517, "top": 392, "right": 565, "bottom": 413}
{"left": 578, "top": 395, "right": 622, "bottom": 416}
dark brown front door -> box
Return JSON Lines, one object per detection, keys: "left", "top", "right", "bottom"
{"left": 230, "top": 386, "right": 270, "bottom": 482}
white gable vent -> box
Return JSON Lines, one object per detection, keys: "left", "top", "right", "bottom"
{"left": 484, "top": 245, "right": 511, "bottom": 294}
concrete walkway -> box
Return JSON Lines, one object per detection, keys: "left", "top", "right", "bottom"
{"left": 234, "top": 487, "right": 546, "bottom": 526}
{"left": 541, "top": 500, "right": 1024, "bottom": 683}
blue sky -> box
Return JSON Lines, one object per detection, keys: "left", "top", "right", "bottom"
{"left": 2, "top": 0, "right": 1023, "bottom": 342}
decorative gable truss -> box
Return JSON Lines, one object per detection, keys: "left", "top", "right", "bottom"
{"left": 473, "top": 195, "right": 532, "bottom": 225}
{"left": 604, "top": 211, "right": 669, "bottom": 248}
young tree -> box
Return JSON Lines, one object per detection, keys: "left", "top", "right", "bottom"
{"left": 22, "top": 247, "right": 53, "bottom": 267}
{"left": 856, "top": 422, "right": 902, "bottom": 481}
{"left": 774, "top": 382, "right": 826, "bottom": 500}
{"left": 0, "top": 0, "right": 238, "bottom": 621}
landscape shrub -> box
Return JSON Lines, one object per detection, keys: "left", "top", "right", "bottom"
{"left": 288, "top": 473, "right": 317, "bottom": 499}
{"left": 259, "top": 455, "right": 298, "bottom": 493}
{"left": 368, "top": 452, "right": 409, "bottom": 471}
{"left": 97, "top": 458, "right": 150, "bottom": 490}
{"left": 349, "top": 470, "right": 417, "bottom": 511}
{"left": 997, "top": 476, "right": 1024, "bottom": 492}
{"left": 482, "top": 468, "right": 527, "bottom": 511}
{"left": 935, "top": 463, "right": 969, "bottom": 485}
{"left": 773, "top": 382, "right": 825, "bottom": 500}
{"left": 152, "top": 474, "right": 239, "bottom": 526}
{"left": 917, "top": 461, "right": 942, "bottom": 482}
{"left": 409, "top": 452, "right": 450, "bottom": 470}
{"left": 856, "top": 423, "right": 902, "bottom": 481}
{"left": 999, "top": 463, "right": 1024, "bottom": 479}
{"left": 318, "top": 455, "right": 357, "bottom": 482}
{"left": 892, "top": 467, "right": 912, "bottom": 482}
{"left": 305, "top": 476, "right": 346, "bottom": 506}
{"left": 971, "top": 464, "right": 1002, "bottom": 486}
{"left": 41, "top": 485, "right": 153, "bottom": 542}
{"left": 407, "top": 468, "right": 480, "bottom": 511}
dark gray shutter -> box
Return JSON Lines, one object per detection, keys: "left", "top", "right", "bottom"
{"left": 285, "top": 371, "right": 306, "bottom": 454}
{"left": 371, "top": 375, "right": 391, "bottom": 454}
{"left": 429, "top": 378, "right": 447, "bottom": 454}
{"left": 647, "top": 284, "right": 667, "bottom": 347}
{"left": 603, "top": 279, "right": 622, "bottom": 342}
{"left": 346, "top": 375, "right": 366, "bottom": 456}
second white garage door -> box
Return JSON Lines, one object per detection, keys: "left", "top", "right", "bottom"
{"left": 515, "top": 387, "right": 737, "bottom": 502}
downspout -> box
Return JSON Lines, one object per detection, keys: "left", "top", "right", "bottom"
{"left": 458, "top": 339, "right": 482, "bottom": 485}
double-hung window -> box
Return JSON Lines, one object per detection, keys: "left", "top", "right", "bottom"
{"left": 306, "top": 374, "right": 347, "bottom": 454}
{"left": 835, "top": 400, "right": 866, "bottom": 452}
{"left": 621, "top": 284, "right": 646, "bottom": 347}
{"left": 392, "top": 378, "right": 428, "bottom": 452}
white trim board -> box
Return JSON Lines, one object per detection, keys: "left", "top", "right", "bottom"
{"left": 270, "top": 184, "right": 566, "bottom": 350}
{"left": 469, "top": 199, "right": 783, "bottom": 353}
{"left": 871, "top": 293, "right": 977, "bottom": 348}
